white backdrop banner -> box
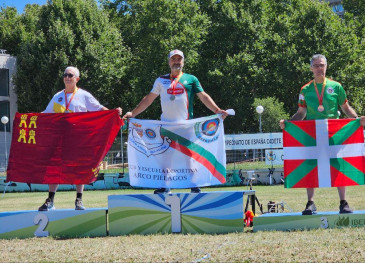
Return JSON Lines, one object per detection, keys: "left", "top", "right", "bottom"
{"left": 225, "top": 133, "right": 283, "bottom": 150}
{"left": 128, "top": 115, "right": 227, "bottom": 188}
{"left": 265, "top": 149, "right": 284, "bottom": 165}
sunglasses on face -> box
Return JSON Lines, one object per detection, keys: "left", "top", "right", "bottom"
{"left": 63, "top": 73, "right": 75, "bottom": 78}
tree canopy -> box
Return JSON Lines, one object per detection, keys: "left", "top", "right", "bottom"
{"left": 7, "top": 0, "right": 131, "bottom": 112}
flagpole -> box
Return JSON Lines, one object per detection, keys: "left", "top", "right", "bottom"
{"left": 256, "top": 106, "right": 264, "bottom": 133}
{"left": 121, "top": 127, "right": 124, "bottom": 174}
{"left": 255, "top": 106, "right": 264, "bottom": 166}
{"left": 1, "top": 116, "right": 9, "bottom": 171}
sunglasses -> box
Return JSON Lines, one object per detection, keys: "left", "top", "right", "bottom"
{"left": 63, "top": 73, "right": 75, "bottom": 78}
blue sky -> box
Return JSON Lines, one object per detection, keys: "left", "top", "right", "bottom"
{"left": 0, "top": 0, "right": 47, "bottom": 13}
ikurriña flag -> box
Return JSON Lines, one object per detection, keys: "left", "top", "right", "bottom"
{"left": 283, "top": 119, "right": 365, "bottom": 188}
{"left": 6, "top": 110, "right": 123, "bottom": 184}
{"left": 127, "top": 115, "right": 226, "bottom": 188}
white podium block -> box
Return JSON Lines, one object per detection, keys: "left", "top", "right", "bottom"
{"left": 108, "top": 191, "right": 254, "bottom": 235}
{"left": 0, "top": 208, "right": 107, "bottom": 239}
{"left": 254, "top": 210, "right": 365, "bottom": 232}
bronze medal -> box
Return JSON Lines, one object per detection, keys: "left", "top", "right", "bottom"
{"left": 169, "top": 72, "right": 183, "bottom": 102}
{"left": 313, "top": 79, "right": 326, "bottom": 114}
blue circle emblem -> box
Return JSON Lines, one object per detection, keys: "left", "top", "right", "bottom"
{"left": 202, "top": 118, "right": 219, "bottom": 136}
{"left": 145, "top": 129, "right": 156, "bottom": 139}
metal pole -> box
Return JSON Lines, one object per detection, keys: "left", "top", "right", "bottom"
{"left": 121, "top": 127, "right": 124, "bottom": 174}
{"left": 259, "top": 114, "right": 262, "bottom": 162}
{"left": 4, "top": 124, "right": 7, "bottom": 170}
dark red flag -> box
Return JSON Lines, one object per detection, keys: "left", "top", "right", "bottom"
{"left": 6, "top": 110, "right": 123, "bottom": 184}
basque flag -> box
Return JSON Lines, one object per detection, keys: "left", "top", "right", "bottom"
{"left": 283, "top": 119, "right": 365, "bottom": 188}
{"left": 6, "top": 110, "right": 122, "bottom": 184}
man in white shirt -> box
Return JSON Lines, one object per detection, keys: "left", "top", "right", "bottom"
{"left": 39, "top": 66, "right": 122, "bottom": 211}
{"left": 123, "top": 50, "right": 227, "bottom": 193}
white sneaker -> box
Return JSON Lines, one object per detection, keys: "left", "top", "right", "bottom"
{"left": 38, "top": 198, "right": 55, "bottom": 211}
{"left": 75, "top": 198, "right": 86, "bottom": 210}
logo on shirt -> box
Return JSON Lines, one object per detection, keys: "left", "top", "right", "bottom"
{"left": 194, "top": 118, "right": 220, "bottom": 143}
{"left": 58, "top": 97, "right": 63, "bottom": 102}
{"left": 327, "top": 87, "right": 334, "bottom": 94}
{"left": 299, "top": 94, "right": 305, "bottom": 101}
{"left": 167, "top": 87, "right": 185, "bottom": 95}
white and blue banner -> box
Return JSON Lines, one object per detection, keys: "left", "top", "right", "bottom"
{"left": 225, "top": 133, "right": 283, "bottom": 150}
{"left": 127, "top": 115, "right": 227, "bottom": 188}
{"left": 265, "top": 149, "right": 284, "bottom": 165}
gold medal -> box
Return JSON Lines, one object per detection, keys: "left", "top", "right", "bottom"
{"left": 318, "top": 105, "right": 324, "bottom": 112}
{"left": 64, "top": 87, "right": 78, "bottom": 113}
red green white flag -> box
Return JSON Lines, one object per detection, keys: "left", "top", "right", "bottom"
{"left": 283, "top": 119, "right": 365, "bottom": 188}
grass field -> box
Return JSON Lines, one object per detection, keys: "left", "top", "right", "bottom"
{"left": 1, "top": 185, "right": 365, "bottom": 262}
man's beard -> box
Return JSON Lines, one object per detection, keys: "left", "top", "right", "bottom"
{"left": 172, "top": 64, "right": 182, "bottom": 70}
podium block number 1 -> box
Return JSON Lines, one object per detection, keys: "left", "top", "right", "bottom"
{"left": 165, "top": 195, "right": 181, "bottom": 233}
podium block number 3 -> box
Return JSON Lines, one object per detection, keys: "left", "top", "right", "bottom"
{"left": 165, "top": 195, "right": 181, "bottom": 233}
{"left": 320, "top": 216, "right": 329, "bottom": 229}
{"left": 33, "top": 213, "right": 49, "bottom": 237}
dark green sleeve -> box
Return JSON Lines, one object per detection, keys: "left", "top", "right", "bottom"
{"left": 193, "top": 76, "right": 204, "bottom": 93}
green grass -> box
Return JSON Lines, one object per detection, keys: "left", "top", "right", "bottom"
{"left": 1, "top": 185, "right": 364, "bottom": 212}
{"left": 1, "top": 185, "right": 365, "bottom": 262}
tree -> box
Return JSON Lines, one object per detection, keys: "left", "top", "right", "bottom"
{"left": 341, "top": 0, "right": 365, "bottom": 114}
{"left": 102, "top": 0, "right": 210, "bottom": 119}
{"left": 0, "top": 7, "right": 21, "bottom": 54}
{"left": 197, "top": 0, "right": 362, "bottom": 132}
{"left": 342, "top": 0, "right": 365, "bottom": 37}
{"left": 0, "top": 4, "right": 43, "bottom": 55}
{"left": 6, "top": 0, "right": 365, "bottom": 133}
{"left": 15, "top": 0, "right": 131, "bottom": 113}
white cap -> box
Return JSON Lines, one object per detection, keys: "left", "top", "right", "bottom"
{"left": 168, "top": 49, "right": 184, "bottom": 59}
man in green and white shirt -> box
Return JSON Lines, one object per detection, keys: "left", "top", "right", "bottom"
{"left": 280, "top": 54, "right": 365, "bottom": 215}
{"left": 151, "top": 70, "right": 203, "bottom": 121}
{"left": 124, "top": 49, "right": 228, "bottom": 193}
{"left": 298, "top": 77, "right": 347, "bottom": 120}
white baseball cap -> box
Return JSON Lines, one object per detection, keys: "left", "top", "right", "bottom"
{"left": 168, "top": 49, "right": 184, "bottom": 59}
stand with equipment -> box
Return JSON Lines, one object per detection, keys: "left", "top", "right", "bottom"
{"left": 244, "top": 172, "right": 264, "bottom": 215}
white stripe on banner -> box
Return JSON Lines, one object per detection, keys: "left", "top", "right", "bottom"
{"left": 284, "top": 119, "right": 365, "bottom": 187}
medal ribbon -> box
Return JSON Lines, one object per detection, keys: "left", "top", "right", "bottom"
{"left": 170, "top": 72, "right": 183, "bottom": 95}
{"left": 64, "top": 87, "right": 78, "bottom": 112}
{"left": 313, "top": 78, "right": 326, "bottom": 107}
